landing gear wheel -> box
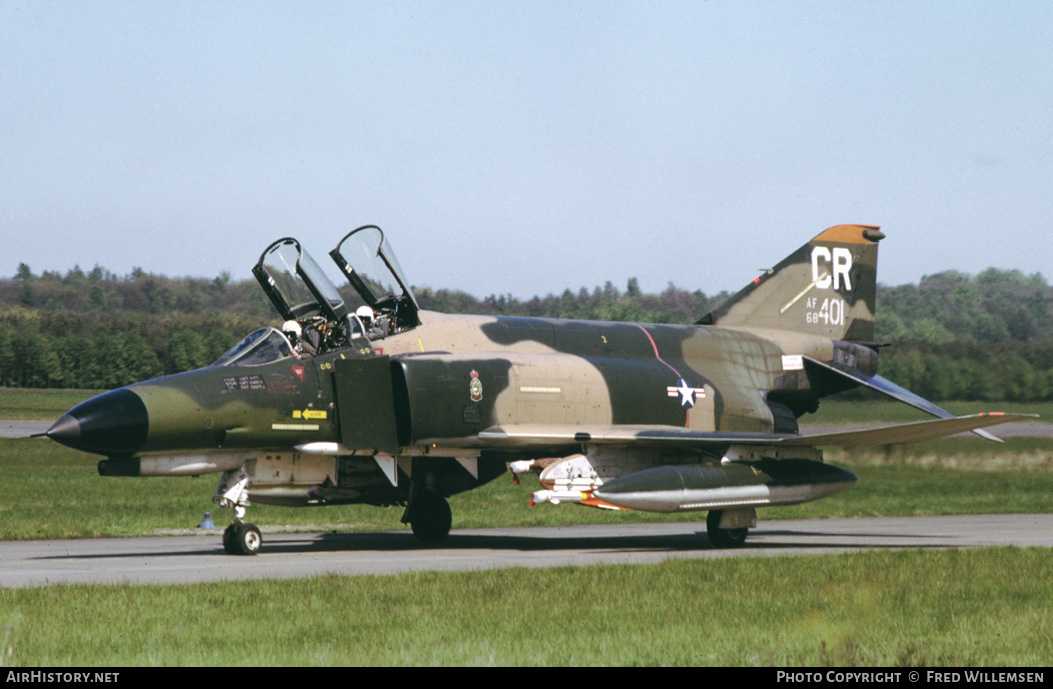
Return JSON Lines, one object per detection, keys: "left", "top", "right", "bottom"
{"left": 223, "top": 524, "right": 237, "bottom": 554}
{"left": 706, "top": 509, "right": 749, "bottom": 549}
{"left": 224, "top": 523, "right": 262, "bottom": 555}
{"left": 409, "top": 493, "right": 452, "bottom": 544}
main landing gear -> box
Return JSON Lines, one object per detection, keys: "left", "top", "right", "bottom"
{"left": 402, "top": 490, "right": 452, "bottom": 544}
{"left": 214, "top": 467, "right": 262, "bottom": 556}
{"left": 706, "top": 508, "right": 756, "bottom": 549}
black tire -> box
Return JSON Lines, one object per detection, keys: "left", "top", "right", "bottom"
{"left": 230, "top": 523, "right": 262, "bottom": 556}
{"left": 222, "top": 523, "right": 238, "bottom": 554}
{"left": 410, "top": 493, "right": 452, "bottom": 544}
{"left": 706, "top": 510, "right": 748, "bottom": 549}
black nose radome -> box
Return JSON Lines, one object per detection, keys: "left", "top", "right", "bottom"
{"left": 47, "top": 388, "right": 149, "bottom": 456}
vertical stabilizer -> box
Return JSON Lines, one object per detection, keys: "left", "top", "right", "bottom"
{"left": 698, "top": 224, "right": 883, "bottom": 341}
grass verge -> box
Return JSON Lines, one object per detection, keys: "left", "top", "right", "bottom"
{"left": 3, "top": 436, "right": 1053, "bottom": 540}
{"left": 1, "top": 388, "right": 1050, "bottom": 539}
{"left": 1, "top": 548, "right": 1050, "bottom": 666}
{"left": 0, "top": 389, "right": 101, "bottom": 421}
{"left": 805, "top": 398, "right": 1053, "bottom": 425}
{"left": 2, "top": 390, "right": 1051, "bottom": 667}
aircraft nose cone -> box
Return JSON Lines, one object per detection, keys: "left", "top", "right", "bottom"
{"left": 46, "top": 388, "right": 149, "bottom": 456}
{"left": 45, "top": 413, "right": 83, "bottom": 443}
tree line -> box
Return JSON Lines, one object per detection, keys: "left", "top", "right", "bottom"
{"left": 2, "top": 262, "right": 1052, "bottom": 400}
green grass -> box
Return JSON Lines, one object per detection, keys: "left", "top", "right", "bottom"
{"left": 2, "top": 389, "right": 1052, "bottom": 667}
{"left": 3, "top": 436, "right": 1053, "bottom": 541}
{"left": 0, "top": 389, "right": 102, "bottom": 420}
{"left": 1, "top": 548, "right": 1050, "bottom": 666}
{"left": 2, "top": 389, "right": 1051, "bottom": 540}
{"left": 805, "top": 397, "right": 1053, "bottom": 425}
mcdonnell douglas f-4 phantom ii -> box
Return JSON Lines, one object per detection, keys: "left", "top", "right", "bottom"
{"left": 44, "top": 224, "right": 1033, "bottom": 554}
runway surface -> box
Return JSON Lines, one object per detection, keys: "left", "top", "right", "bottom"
{"left": 2, "top": 514, "right": 1051, "bottom": 588}
{"left": 0, "top": 420, "right": 51, "bottom": 438}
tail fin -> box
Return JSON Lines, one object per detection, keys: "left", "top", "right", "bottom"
{"left": 698, "top": 224, "right": 883, "bottom": 341}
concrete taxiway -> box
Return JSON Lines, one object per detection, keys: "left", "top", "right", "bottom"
{"left": 1, "top": 514, "right": 1051, "bottom": 588}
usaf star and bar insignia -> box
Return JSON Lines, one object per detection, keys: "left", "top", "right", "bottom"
{"left": 667, "top": 378, "right": 706, "bottom": 409}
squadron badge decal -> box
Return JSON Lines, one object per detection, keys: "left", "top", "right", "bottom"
{"left": 469, "top": 370, "right": 483, "bottom": 402}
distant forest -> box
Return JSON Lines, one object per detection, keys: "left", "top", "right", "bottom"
{"left": 1, "top": 262, "right": 1052, "bottom": 402}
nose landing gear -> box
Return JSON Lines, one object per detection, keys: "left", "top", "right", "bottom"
{"left": 215, "top": 467, "right": 262, "bottom": 556}
{"left": 223, "top": 522, "right": 262, "bottom": 555}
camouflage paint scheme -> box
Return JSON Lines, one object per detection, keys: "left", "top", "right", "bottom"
{"left": 45, "top": 224, "right": 1032, "bottom": 553}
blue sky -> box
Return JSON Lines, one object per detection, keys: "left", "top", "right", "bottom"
{"left": 2, "top": 2, "right": 1051, "bottom": 299}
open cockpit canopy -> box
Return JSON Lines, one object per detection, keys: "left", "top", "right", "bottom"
{"left": 330, "top": 225, "right": 420, "bottom": 332}
{"left": 253, "top": 238, "right": 349, "bottom": 323}
{"left": 250, "top": 228, "right": 419, "bottom": 352}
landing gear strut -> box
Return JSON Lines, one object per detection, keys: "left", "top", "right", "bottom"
{"left": 706, "top": 508, "right": 755, "bottom": 548}
{"left": 214, "top": 467, "right": 262, "bottom": 556}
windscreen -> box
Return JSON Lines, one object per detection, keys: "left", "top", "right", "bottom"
{"left": 212, "top": 328, "right": 294, "bottom": 367}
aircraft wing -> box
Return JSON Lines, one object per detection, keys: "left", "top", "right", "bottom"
{"left": 802, "top": 356, "right": 1004, "bottom": 441}
{"left": 467, "top": 412, "right": 1035, "bottom": 451}
{"left": 777, "top": 412, "right": 1036, "bottom": 447}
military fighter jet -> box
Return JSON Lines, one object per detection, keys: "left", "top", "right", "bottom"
{"left": 44, "top": 224, "right": 1032, "bottom": 554}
